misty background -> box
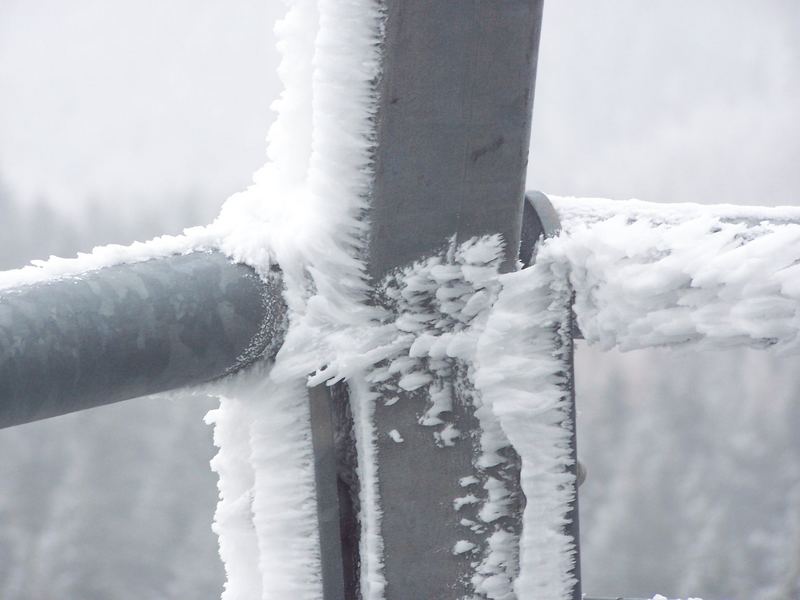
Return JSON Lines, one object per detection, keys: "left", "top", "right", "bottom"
{"left": 1, "top": 1, "right": 798, "bottom": 598}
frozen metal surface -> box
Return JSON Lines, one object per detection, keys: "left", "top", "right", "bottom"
{"left": 309, "top": 384, "right": 348, "bottom": 600}
{"left": 0, "top": 251, "right": 286, "bottom": 428}
{"left": 519, "top": 192, "right": 551, "bottom": 268}
{"left": 364, "top": 1, "right": 546, "bottom": 598}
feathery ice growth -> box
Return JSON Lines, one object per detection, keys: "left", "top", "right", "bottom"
{"left": 4, "top": 0, "right": 800, "bottom": 597}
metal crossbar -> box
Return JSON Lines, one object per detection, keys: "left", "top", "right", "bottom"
{"left": 0, "top": 252, "right": 285, "bottom": 428}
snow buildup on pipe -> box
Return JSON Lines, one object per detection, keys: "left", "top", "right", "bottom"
{"left": 0, "top": 231, "right": 210, "bottom": 291}
{"left": 203, "top": 0, "right": 387, "bottom": 598}
{"left": 200, "top": 2, "right": 329, "bottom": 591}
{"left": 475, "top": 255, "right": 578, "bottom": 600}
{"left": 204, "top": 365, "right": 322, "bottom": 600}
{"left": 550, "top": 195, "right": 800, "bottom": 230}
{"left": 546, "top": 196, "right": 800, "bottom": 354}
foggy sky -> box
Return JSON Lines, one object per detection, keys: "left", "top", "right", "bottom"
{"left": 1, "top": 0, "right": 798, "bottom": 218}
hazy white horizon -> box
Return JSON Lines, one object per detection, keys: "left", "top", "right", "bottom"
{"left": 1, "top": 0, "right": 798, "bottom": 221}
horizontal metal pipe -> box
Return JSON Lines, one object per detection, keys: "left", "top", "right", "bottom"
{"left": 520, "top": 191, "right": 561, "bottom": 268}
{"left": 0, "top": 251, "right": 286, "bottom": 429}
{"left": 521, "top": 190, "right": 800, "bottom": 342}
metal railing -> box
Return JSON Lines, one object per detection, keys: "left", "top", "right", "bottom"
{"left": 3, "top": 1, "right": 791, "bottom": 598}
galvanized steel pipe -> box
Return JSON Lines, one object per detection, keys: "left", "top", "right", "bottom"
{"left": 0, "top": 251, "right": 286, "bottom": 429}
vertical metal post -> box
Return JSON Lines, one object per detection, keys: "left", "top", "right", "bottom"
{"left": 368, "top": 0, "right": 545, "bottom": 279}
{"left": 308, "top": 2, "right": 552, "bottom": 597}
{"left": 362, "top": 1, "right": 546, "bottom": 598}
{"left": 309, "top": 381, "right": 362, "bottom": 600}
{"left": 309, "top": 384, "right": 348, "bottom": 600}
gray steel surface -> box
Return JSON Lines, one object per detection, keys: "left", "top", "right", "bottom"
{"left": 362, "top": 1, "right": 547, "bottom": 598}
{"left": 309, "top": 384, "right": 348, "bottom": 600}
{"left": 368, "top": 0, "right": 544, "bottom": 280}
{"left": 0, "top": 251, "right": 285, "bottom": 428}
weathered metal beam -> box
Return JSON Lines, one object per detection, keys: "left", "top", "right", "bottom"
{"left": 309, "top": 384, "right": 349, "bottom": 600}
{"left": 0, "top": 251, "right": 286, "bottom": 429}
{"left": 357, "top": 1, "right": 548, "bottom": 598}
{"left": 368, "top": 0, "right": 544, "bottom": 279}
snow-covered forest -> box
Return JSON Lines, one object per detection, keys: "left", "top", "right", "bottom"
{"left": 1, "top": 1, "right": 799, "bottom": 599}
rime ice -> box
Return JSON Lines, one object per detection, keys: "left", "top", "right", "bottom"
{"left": 2, "top": 0, "right": 797, "bottom": 597}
